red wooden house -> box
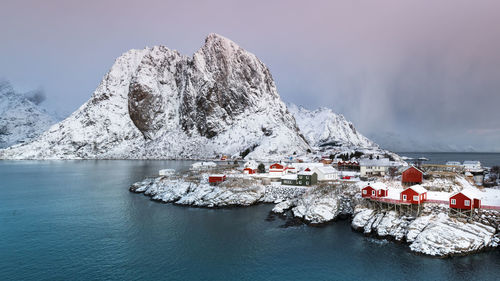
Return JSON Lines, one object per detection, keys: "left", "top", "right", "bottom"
{"left": 208, "top": 174, "right": 226, "bottom": 184}
{"left": 402, "top": 166, "right": 424, "bottom": 185}
{"left": 269, "top": 163, "right": 285, "bottom": 176}
{"left": 400, "top": 185, "right": 427, "bottom": 204}
{"left": 243, "top": 167, "right": 256, "bottom": 174}
{"left": 361, "top": 182, "right": 388, "bottom": 198}
{"left": 449, "top": 190, "right": 481, "bottom": 210}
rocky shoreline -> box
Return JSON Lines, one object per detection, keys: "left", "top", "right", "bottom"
{"left": 130, "top": 175, "right": 499, "bottom": 257}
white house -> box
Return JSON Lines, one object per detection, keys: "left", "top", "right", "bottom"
{"left": 462, "top": 161, "right": 482, "bottom": 172}
{"left": 359, "top": 158, "right": 390, "bottom": 178}
{"left": 290, "top": 162, "right": 324, "bottom": 171}
{"left": 311, "top": 166, "right": 339, "bottom": 181}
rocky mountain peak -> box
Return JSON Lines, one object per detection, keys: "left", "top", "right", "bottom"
{"left": 0, "top": 34, "right": 310, "bottom": 159}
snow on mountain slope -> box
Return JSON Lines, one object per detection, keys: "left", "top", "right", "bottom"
{"left": 0, "top": 81, "right": 56, "bottom": 148}
{"left": 287, "top": 104, "right": 375, "bottom": 148}
{"left": 0, "top": 34, "right": 310, "bottom": 160}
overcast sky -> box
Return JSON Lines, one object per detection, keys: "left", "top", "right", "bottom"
{"left": 1, "top": 0, "right": 499, "bottom": 152}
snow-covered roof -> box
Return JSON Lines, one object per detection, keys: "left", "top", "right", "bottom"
{"left": 456, "top": 189, "right": 482, "bottom": 199}
{"left": 299, "top": 171, "right": 315, "bottom": 176}
{"left": 405, "top": 185, "right": 427, "bottom": 194}
{"left": 209, "top": 174, "right": 226, "bottom": 177}
{"left": 367, "top": 182, "right": 387, "bottom": 190}
{"left": 359, "top": 158, "right": 390, "bottom": 167}
{"left": 402, "top": 165, "right": 424, "bottom": 174}
{"left": 313, "top": 166, "right": 338, "bottom": 174}
{"left": 281, "top": 174, "right": 297, "bottom": 180}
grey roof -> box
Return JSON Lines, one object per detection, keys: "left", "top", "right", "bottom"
{"left": 359, "top": 158, "right": 391, "bottom": 167}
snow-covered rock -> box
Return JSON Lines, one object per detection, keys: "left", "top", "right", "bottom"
{"left": 0, "top": 81, "right": 55, "bottom": 148}
{"left": 409, "top": 213, "right": 496, "bottom": 256}
{"left": 352, "top": 207, "right": 498, "bottom": 256}
{"left": 287, "top": 103, "right": 375, "bottom": 148}
{"left": 130, "top": 174, "right": 307, "bottom": 208}
{"left": 0, "top": 34, "right": 310, "bottom": 160}
{"left": 272, "top": 200, "right": 294, "bottom": 213}
{"left": 291, "top": 191, "right": 340, "bottom": 224}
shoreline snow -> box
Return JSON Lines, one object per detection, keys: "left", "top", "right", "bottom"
{"left": 130, "top": 175, "right": 499, "bottom": 257}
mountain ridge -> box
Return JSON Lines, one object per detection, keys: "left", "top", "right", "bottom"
{"left": 0, "top": 81, "right": 56, "bottom": 148}
{"left": 0, "top": 34, "right": 385, "bottom": 160}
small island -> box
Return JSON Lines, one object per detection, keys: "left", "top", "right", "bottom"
{"left": 131, "top": 157, "right": 500, "bottom": 257}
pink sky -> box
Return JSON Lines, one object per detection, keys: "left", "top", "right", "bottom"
{"left": 1, "top": 0, "right": 500, "bottom": 151}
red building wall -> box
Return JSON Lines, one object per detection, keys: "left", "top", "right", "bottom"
{"left": 244, "top": 168, "right": 256, "bottom": 174}
{"left": 400, "top": 188, "right": 426, "bottom": 204}
{"left": 449, "top": 193, "right": 480, "bottom": 209}
{"left": 209, "top": 176, "right": 226, "bottom": 183}
{"left": 362, "top": 186, "right": 375, "bottom": 198}
{"left": 362, "top": 186, "right": 387, "bottom": 198}
{"left": 402, "top": 167, "right": 423, "bottom": 185}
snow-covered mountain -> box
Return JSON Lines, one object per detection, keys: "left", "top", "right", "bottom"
{"left": 0, "top": 81, "right": 56, "bottom": 148}
{"left": 0, "top": 34, "right": 311, "bottom": 160}
{"left": 287, "top": 104, "right": 375, "bottom": 148}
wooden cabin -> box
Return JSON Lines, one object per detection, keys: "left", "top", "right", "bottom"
{"left": 243, "top": 167, "right": 256, "bottom": 174}
{"left": 208, "top": 174, "right": 226, "bottom": 184}
{"left": 269, "top": 163, "right": 285, "bottom": 176}
{"left": 400, "top": 185, "right": 427, "bottom": 204}
{"left": 402, "top": 166, "right": 424, "bottom": 186}
{"left": 361, "top": 182, "right": 388, "bottom": 198}
{"left": 449, "top": 190, "right": 481, "bottom": 210}
{"left": 311, "top": 166, "right": 338, "bottom": 181}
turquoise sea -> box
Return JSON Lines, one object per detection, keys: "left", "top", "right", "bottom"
{"left": 0, "top": 159, "right": 499, "bottom": 280}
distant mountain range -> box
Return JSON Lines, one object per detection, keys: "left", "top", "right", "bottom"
{"left": 0, "top": 81, "right": 56, "bottom": 149}
{"left": 0, "top": 34, "right": 380, "bottom": 160}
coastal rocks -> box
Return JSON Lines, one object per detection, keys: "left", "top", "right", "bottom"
{"left": 272, "top": 200, "right": 294, "bottom": 214}
{"left": 130, "top": 175, "right": 309, "bottom": 208}
{"left": 351, "top": 207, "right": 498, "bottom": 256}
{"left": 132, "top": 176, "right": 266, "bottom": 207}
{"left": 409, "top": 214, "right": 496, "bottom": 256}
{"left": 291, "top": 191, "right": 340, "bottom": 224}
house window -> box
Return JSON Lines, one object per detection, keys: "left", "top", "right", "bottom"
{"left": 451, "top": 199, "right": 456, "bottom": 205}
{"left": 363, "top": 190, "right": 367, "bottom": 194}
{"left": 464, "top": 200, "right": 470, "bottom": 206}
{"left": 413, "top": 196, "right": 418, "bottom": 201}
{"left": 372, "top": 190, "right": 375, "bottom": 196}
{"left": 306, "top": 181, "right": 309, "bottom": 185}
{"left": 403, "top": 195, "right": 407, "bottom": 200}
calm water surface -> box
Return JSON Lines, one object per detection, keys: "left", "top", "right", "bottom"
{"left": 0, "top": 160, "right": 499, "bottom": 281}
{"left": 397, "top": 152, "right": 500, "bottom": 167}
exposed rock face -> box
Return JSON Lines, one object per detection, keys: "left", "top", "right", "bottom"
{"left": 351, "top": 207, "right": 498, "bottom": 256}
{"left": 287, "top": 104, "right": 375, "bottom": 148}
{"left": 0, "top": 81, "right": 55, "bottom": 148}
{"left": 0, "top": 34, "right": 309, "bottom": 159}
